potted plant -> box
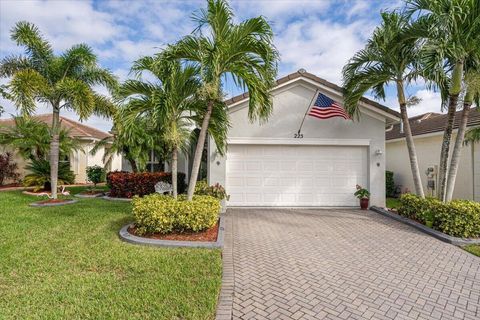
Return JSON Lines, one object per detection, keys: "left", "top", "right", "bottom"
{"left": 354, "top": 185, "right": 370, "bottom": 210}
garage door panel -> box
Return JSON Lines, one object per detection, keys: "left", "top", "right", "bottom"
{"left": 226, "top": 145, "right": 368, "bottom": 206}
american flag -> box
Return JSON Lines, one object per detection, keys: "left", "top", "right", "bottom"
{"left": 308, "top": 92, "right": 350, "bottom": 120}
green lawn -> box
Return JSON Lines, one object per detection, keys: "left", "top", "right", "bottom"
{"left": 386, "top": 197, "right": 401, "bottom": 209}
{"left": 464, "top": 245, "right": 480, "bottom": 257}
{"left": 0, "top": 188, "right": 222, "bottom": 320}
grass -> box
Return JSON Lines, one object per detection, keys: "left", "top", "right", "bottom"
{"left": 386, "top": 197, "right": 401, "bottom": 209}
{"left": 464, "top": 245, "right": 480, "bottom": 257}
{"left": 0, "top": 188, "right": 222, "bottom": 320}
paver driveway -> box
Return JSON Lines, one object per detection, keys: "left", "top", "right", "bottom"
{"left": 216, "top": 209, "right": 480, "bottom": 320}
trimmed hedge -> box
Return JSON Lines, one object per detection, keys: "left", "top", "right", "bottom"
{"left": 107, "top": 171, "right": 187, "bottom": 198}
{"left": 398, "top": 194, "right": 480, "bottom": 238}
{"left": 132, "top": 194, "right": 220, "bottom": 235}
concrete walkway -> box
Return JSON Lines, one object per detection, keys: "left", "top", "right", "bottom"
{"left": 216, "top": 209, "right": 480, "bottom": 320}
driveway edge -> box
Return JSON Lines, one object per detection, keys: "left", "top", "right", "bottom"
{"left": 215, "top": 212, "right": 234, "bottom": 320}
{"left": 370, "top": 206, "right": 480, "bottom": 246}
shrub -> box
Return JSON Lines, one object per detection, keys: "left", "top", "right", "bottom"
{"left": 23, "top": 159, "right": 75, "bottom": 191}
{"left": 106, "top": 171, "right": 187, "bottom": 198}
{"left": 132, "top": 194, "right": 220, "bottom": 235}
{"left": 194, "top": 180, "right": 230, "bottom": 200}
{"left": 86, "top": 165, "right": 105, "bottom": 188}
{"left": 398, "top": 194, "right": 480, "bottom": 238}
{"left": 0, "top": 152, "right": 19, "bottom": 185}
{"left": 385, "top": 170, "right": 395, "bottom": 198}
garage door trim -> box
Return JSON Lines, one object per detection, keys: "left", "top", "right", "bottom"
{"left": 228, "top": 137, "right": 371, "bottom": 146}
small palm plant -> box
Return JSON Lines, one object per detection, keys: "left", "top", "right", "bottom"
{"left": 23, "top": 159, "right": 75, "bottom": 192}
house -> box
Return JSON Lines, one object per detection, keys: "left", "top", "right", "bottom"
{"left": 207, "top": 69, "right": 400, "bottom": 207}
{"left": 0, "top": 114, "right": 122, "bottom": 183}
{"left": 386, "top": 110, "right": 480, "bottom": 201}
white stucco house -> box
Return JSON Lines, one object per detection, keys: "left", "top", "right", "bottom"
{"left": 207, "top": 70, "right": 400, "bottom": 207}
{"left": 386, "top": 110, "right": 480, "bottom": 201}
{"left": 0, "top": 114, "right": 123, "bottom": 184}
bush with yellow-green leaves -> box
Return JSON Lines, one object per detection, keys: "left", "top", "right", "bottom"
{"left": 398, "top": 194, "right": 480, "bottom": 238}
{"left": 132, "top": 194, "right": 220, "bottom": 235}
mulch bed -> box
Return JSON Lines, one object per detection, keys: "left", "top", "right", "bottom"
{"left": 128, "top": 222, "right": 219, "bottom": 242}
{"left": 79, "top": 190, "right": 105, "bottom": 195}
{"left": 0, "top": 183, "right": 22, "bottom": 189}
{"left": 36, "top": 199, "right": 73, "bottom": 204}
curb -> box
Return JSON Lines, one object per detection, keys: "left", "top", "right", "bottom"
{"left": 102, "top": 196, "right": 132, "bottom": 202}
{"left": 29, "top": 199, "right": 78, "bottom": 207}
{"left": 215, "top": 212, "right": 234, "bottom": 320}
{"left": 119, "top": 216, "right": 225, "bottom": 249}
{"left": 370, "top": 206, "right": 480, "bottom": 246}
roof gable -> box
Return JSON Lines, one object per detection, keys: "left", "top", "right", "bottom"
{"left": 225, "top": 69, "right": 400, "bottom": 121}
{"left": 0, "top": 114, "right": 111, "bottom": 140}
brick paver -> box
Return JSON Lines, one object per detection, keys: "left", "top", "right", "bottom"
{"left": 216, "top": 209, "right": 480, "bottom": 320}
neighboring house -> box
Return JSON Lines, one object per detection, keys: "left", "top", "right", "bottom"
{"left": 0, "top": 114, "right": 122, "bottom": 183}
{"left": 207, "top": 70, "right": 400, "bottom": 207}
{"left": 386, "top": 110, "right": 480, "bottom": 201}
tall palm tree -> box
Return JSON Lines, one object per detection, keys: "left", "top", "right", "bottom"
{"left": 117, "top": 57, "right": 202, "bottom": 198}
{"left": 164, "top": 0, "right": 279, "bottom": 200}
{"left": 445, "top": 70, "right": 480, "bottom": 200}
{"left": 0, "top": 22, "right": 117, "bottom": 198}
{"left": 342, "top": 11, "right": 425, "bottom": 198}
{"left": 0, "top": 116, "right": 81, "bottom": 161}
{"left": 406, "top": 0, "right": 480, "bottom": 201}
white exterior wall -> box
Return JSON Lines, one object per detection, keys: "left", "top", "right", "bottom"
{"left": 208, "top": 80, "right": 390, "bottom": 207}
{"left": 386, "top": 133, "right": 476, "bottom": 200}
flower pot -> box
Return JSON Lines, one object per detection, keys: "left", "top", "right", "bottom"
{"left": 360, "top": 198, "right": 369, "bottom": 210}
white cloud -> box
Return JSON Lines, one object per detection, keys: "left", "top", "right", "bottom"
{"left": 0, "top": 0, "right": 120, "bottom": 55}
{"left": 275, "top": 18, "right": 375, "bottom": 84}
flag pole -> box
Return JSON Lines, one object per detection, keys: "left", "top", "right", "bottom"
{"left": 297, "top": 89, "right": 319, "bottom": 135}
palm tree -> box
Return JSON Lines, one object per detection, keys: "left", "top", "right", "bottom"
{"left": 0, "top": 116, "right": 81, "bottom": 161}
{"left": 0, "top": 21, "right": 117, "bottom": 198}
{"left": 117, "top": 57, "right": 202, "bottom": 197}
{"left": 91, "top": 115, "right": 156, "bottom": 173}
{"left": 164, "top": 0, "right": 279, "bottom": 200}
{"left": 342, "top": 11, "right": 425, "bottom": 198}
{"left": 445, "top": 71, "right": 480, "bottom": 200}
{"left": 406, "top": 0, "right": 480, "bottom": 201}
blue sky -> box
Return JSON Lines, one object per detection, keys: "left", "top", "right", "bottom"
{"left": 0, "top": 0, "right": 442, "bottom": 132}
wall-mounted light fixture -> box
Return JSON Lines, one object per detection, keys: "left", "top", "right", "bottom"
{"left": 375, "top": 149, "right": 383, "bottom": 156}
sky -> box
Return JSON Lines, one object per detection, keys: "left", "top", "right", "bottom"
{"left": 0, "top": 0, "right": 443, "bottom": 132}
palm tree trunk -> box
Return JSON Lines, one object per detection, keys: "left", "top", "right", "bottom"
{"left": 438, "top": 61, "right": 463, "bottom": 202}
{"left": 396, "top": 81, "right": 424, "bottom": 198}
{"left": 128, "top": 158, "right": 138, "bottom": 172}
{"left": 187, "top": 100, "right": 214, "bottom": 200}
{"left": 49, "top": 106, "right": 60, "bottom": 199}
{"left": 172, "top": 144, "right": 178, "bottom": 199}
{"left": 445, "top": 88, "right": 473, "bottom": 202}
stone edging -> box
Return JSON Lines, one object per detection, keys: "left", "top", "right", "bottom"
{"left": 102, "top": 195, "right": 132, "bottom": 202}
{"left": 29, "top": 199, "right": 78, "bottom": 207}
{"left": 215, "top": 212, "right": 234, "bottom": 320}
{"left": 370, "top": 206, "right": 480, "bottom": 246}
{"left": 75, "top": 193, "right": 104, "bottom": 198}
{"left": 118, "top": 216, "right": 225, "bottom": 248}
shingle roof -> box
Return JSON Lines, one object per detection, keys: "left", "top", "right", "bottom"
{"left": 0, "top": 114, "right": 111, "bottom": 140}
{"left": 224, "top": 69, "right": 401, "bottom": 118}
{"left": 386, "top": 109, "right": 480, "bottom": 141}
